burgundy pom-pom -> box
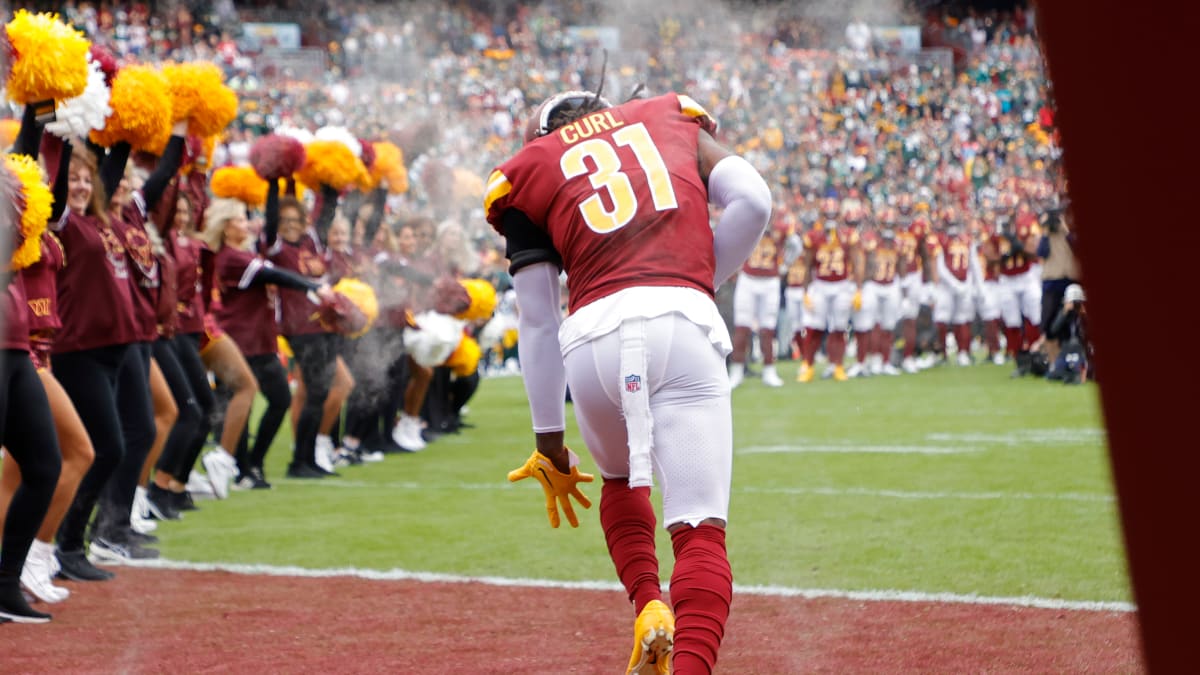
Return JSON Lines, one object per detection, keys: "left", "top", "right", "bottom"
{"left": 250, "top": 133, "right": 306, "bottom": 182}
{"left": 358, "top": 138, "right": 376, "bottom": 171}
{"left": 89, "top": 44, "right": 120, "bottom": 87}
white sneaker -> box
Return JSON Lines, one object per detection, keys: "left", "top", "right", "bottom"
{"left": 131, "top": 487, "right": 158, "bottom": 534}
{"left": 186, "top": 470, "right": 217, "bottom": 499}
{"left": 201, "top": 449, "right": 237, "bottom": 500}
{"left": 992, "top": 352, "right": 1006, "bottom": 366}
{"left": 916, "top": 354, "right": 937, "bottom": 370}
{"left": 881, "top": 363, "right": 902, "bottom": 376}
{"left": 21, "top": 540, "right": 68, "bottom": 603}
{"left": 901, "top": 357, "right": 919, "bottom": 374}
{"left": 957, "top": 351, "right": 972, "bottom": 367}
{"left": 314, "top": 435, "right": 336, "bottom": 473}
{"left": 728, "top": 362, "right": 745, "bottom": 389}
{"left": 867, "top": 356, "right": 883, "bottom": 376}
{"left": 359, "top": 449, "right": 385, "bottom": 463}
{"left": 392, "top": 415, "right": 426, "bottom": 452}
{"left": 846, "top": 363, "right": 866, "bottom": 378}
{"left": 761, "top": 366, "right": 783, "bottom": 387}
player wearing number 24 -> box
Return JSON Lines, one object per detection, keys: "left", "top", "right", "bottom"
{"left": 484, "top": 90, "right": 773, "bottom": 674}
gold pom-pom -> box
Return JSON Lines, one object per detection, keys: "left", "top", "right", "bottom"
{"left": 210, "top": 165, "right": 267, "bottom": 208}
{"left": 365, "top": 141, "right": 408, "bottom": 194}
{"left": 0, "top": 118, "right": 19, "bottom": 150}
{"left": 89, "top": 65, "right": 173, "bottom": 152}
{"left": 5, "top": 153, "right": 52, "bottom": 270}
{"left": 444, "top": 335, "right": 481, "bottom": 377}
{"left": 4, "top": 10, "right": 90, "bottom": 104}
{"left": 295, "top": 140, "right": 367, "bottom": 192}
{"left": 160, "top": 61, "right": 238, "bottom": 138}
{"left": 277, "top": 335, "right": 293, "bottom": 359}
{"left": 331, "top": 277, "right": 379, "bottom": 338}
{"left": 454, "top": 278, "right": 498, "bottom": 322}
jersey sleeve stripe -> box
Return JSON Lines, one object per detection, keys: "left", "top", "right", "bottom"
{"left": 483, "top": 170, "right": 512, "bottom": 214}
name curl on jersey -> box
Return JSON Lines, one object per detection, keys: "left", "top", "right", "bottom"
{"left": 557, "top": 111, "right": 625, "bottom": 144}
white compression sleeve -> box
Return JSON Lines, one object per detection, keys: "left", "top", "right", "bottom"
{"left": 512, "top": 262, "right": 567, "bottom": 433}
{"left": 709, "top": 155, "right": 773, "bottom": 289}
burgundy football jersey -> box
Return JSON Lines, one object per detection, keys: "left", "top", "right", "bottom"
{"left": 803, "top": 227, "right": 859, "bottom": 283}
{"left": 900, "top": 218, "right": 930, "bottom": 275}
{"left": 266, "top": 232, "right": 327, "bottom": 337}
{"left": 213, "top": 246, "right": 279, "bottom": 356}
{"left": 485, "top": 93, "right": 717, "bottom": 313}
{"left": 869, "top": 238, "right": 900, "bottom": 285}
{"left": 20, "top": 232, "right": 66, "bottom": 336}
{"left": 1000, "top": 218, "right": 1041, "bottom": 276}
{"left": 53, "top": 211, "right": 138, "bottom": 353}
{"left": 742, "top": 231, "right": 784, "bottom": 278}
{"left": 933, "top": 232, "right": 972, "bottom": 282}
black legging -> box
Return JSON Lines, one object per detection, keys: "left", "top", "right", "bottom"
{"left": 53, "top": 344, "right": 129, "bottom": 552}
{"left": 0, "top": 350, "right": 62, "bottom": 577}
{"left": 95, "top": 343, "right": 156, "bottom": 538}
{"left": 155, "top": 334, "right": 215, "bottom": 480}
{"left": 237, "top": 353, "right": 291, "bottom": 473}
{"left": 286, "top": 333, "right": 339, "bottom": 468}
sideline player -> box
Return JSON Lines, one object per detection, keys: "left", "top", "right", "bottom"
{"left": 485, "top": 88, "right": 771, "bottom": 674}
{"left": 796, "top": 199, "right": 864, "bottom": 382}
{"left": 728, "top": 223, "right": 786, "bottom": 388}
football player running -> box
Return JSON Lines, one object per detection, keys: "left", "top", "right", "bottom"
{"left": 485, "top": 86, "right": 771, "bottom": 675}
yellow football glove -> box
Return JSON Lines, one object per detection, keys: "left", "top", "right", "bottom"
{"left": 803, "top": 292, "right": 814, "bottom": 310}
{"left": 852, "top": 289, "right": 863, "bottom": 312}
{"left": 507, "top": 449, "right": 594, "bottom": 528}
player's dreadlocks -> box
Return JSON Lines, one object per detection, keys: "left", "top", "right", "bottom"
{"left": 545, "top": 51, "right": 611, "bottom": 132}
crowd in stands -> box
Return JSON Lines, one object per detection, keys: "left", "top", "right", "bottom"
{"left": 0, "top": 0, "right": 1080, "bottom": 623}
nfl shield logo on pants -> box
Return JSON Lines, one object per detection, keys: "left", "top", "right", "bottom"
{"left": 624, "top": 374, "right": 642, "bottom": 393}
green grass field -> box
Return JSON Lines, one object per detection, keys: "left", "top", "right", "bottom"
{"left": 158, "top": 360, "right": 1130, "bottom": 605}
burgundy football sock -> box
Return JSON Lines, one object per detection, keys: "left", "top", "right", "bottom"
{"left": 826, "top": 331, "right": 847, "bottom": 365}
{"left": 801, "top": 330, "right": 823, "bottom": 366}
{"left": 1005, "top": 326, "right": 1022, "bottom": 357}
{"left": 601, "top": 479, "right": 661, "bottom": 614}
{"left": 954, "top": 324, "right": 972, "bottom": 355}
{"left": 936, "top": 322, "right": 949, "bottom": 355}
{"left": 730, "top": 327, "right": 750, "bottom": 365}
{"left": 985, "top": 320, "right": 1001, "bottom": 355}
{"left": 1022, "top": 319, "right": 1041, "bottom": 350}
{"left": 669, "top": 524, "right": 732, "bottom": 675}
{"left": 854, "top": 332, "right": 870, "bottom": 363}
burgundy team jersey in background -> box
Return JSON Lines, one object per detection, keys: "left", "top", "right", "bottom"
{"left": 53, "top": 210, "right": 138, "bottom": 354}
{"left": 267, "top": 231, "right": 326, "bottom": 337}
{"left": 485, "top": 93, "right": 717, "bottom": 313}
{"left": 803, "top": 227, "right": 859, "bottom": 283}
{"left": 171, "top": 232, "right": 207, "bottom": 335}
{"left": 742, "top": 231, "right": 784, "bottom": 278}
{"left": 114, "top": 200, "right": 162, "bottom": 343}
{"left": 20, "top": 232, "right": 66, "bottom": 336}
{"left": 213, "top": 246, "right": 279, "bottom": 357}
{"left": 3, "top": 275, "right": 31, "bottom": 351}
{"left": 933, "top": 232, "right": 973, "bottom": 282}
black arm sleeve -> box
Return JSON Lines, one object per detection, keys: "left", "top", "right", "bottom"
{"left": 253, "top": 263, "right": 322, "bottom": 292}
{"left": 362, "top": 187, "right": 388, "bottom": 246}
{"left": 377, "top": 259, "right": 434, "bottom": 285}
{"left": 263, "top": 179, "right": 280, "bottom": 248}
{"left": 313, "top": 184, "right": 340, "bottom": 246}
{"left": 49, "top": 141, "right": 74, "bottom": 223}
{"left": 99, "top": 141, "right": 132, "bottom": 202}
{"left": 502, "top": 209, "right": 562, "bottom": 274}
{"left": 143, "top": 135, "right": 185, "bottom": 211}
{"left": 12, "top": 105, "right": 42, "bottom": 159}
{"left": 1050, "top": 308, "right": 1075, "bottom": 338}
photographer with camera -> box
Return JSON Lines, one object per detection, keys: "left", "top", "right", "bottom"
{"left": 1045, "top": 283, "right": 1091, "bottom": 384}
{"left": 1036, "top": 202, "right": 1079, "bottom": 367}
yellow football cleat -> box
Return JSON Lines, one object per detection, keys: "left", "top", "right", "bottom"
{"left": 833, "top": 365, "right": 848, "bottom": 382}
{"left": 627, "top": 599, "right": 675, "bottom": 675}
{"left": 797, "top": 363, "right": 815, "bottom": 383}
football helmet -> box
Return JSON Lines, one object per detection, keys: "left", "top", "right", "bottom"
{"left": 523, "top": 90, "right": 614, "bottom": 144}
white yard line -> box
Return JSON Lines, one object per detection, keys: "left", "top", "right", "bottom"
{"left": 739, "top": 445, "right": 978, "bottom": 455}
{"left": 115, "top": 558, "right": 1134, "bottom": 613}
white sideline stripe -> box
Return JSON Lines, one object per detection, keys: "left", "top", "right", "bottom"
{"left": 739, "top": 445, "right": 977, "bottom": 455}
{"left": 115, "top": 558, "right": 1134, "bottom": 613}
{"left": 289, "top": 479, "right": 1114, "bottom": 503}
